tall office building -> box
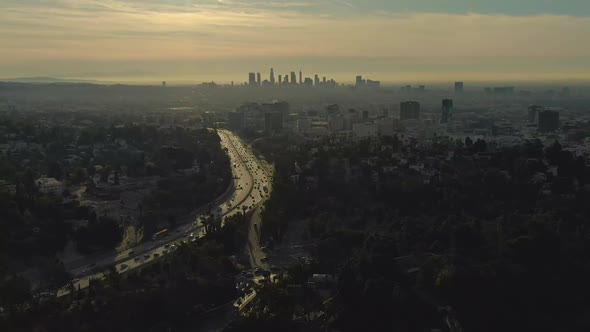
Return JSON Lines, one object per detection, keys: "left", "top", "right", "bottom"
{"left": 248, "top": 72, "right": 256, "bottom": 86}
{"left": 314, "top": 74, "right": 320, "bottom": 86}
{"left": 441, "top": 99, "right": 453, "bottom": 123}
{"left": 284, "top": 75, "right": 289, "bottom": 84}
{"left": 290, "top": 72, "right": 297, "bottom": 85}
{"left": 538, "top": 110, "right": 559, "bottom": 132}
{"left": 528, "top": 105, "right": 543, "bottom": 124}
{"left": 454, "top": 82, "right": 464, "bottom": 93}
{"left": 270, "top": 68, "right": 275, "bottom": 85}
{"left": 256, "top": 72, "right": 261, "bottom": 86}
{"left": 356, "top": 75, "right": 365, "bottom": 87}
{"left": 278, "top": 74, "right": 282, "bottom": 85}
{"left": 299, "top": 70, "right": 303, "bottom": 84}
{"left": 400, "top": 101, "right": 420, "bottom": 120}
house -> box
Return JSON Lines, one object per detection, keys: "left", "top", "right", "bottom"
{"left": 36, "top": 177, "right": 64, "bottom": 195}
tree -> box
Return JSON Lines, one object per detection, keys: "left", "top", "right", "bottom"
{"left": 0, "top": 275, "right": 31, "bottom": 307}
{"left": 70, "top": 167, "right": 87, "bottom": 184}
{"left": 24, "top": 167, "right": 37, "bottom": 198}
{"left": 203, "top": 214, "right": 221, "bottom": 235}
{"left": 47, "top": 161, "right": 63, "bottom": 180}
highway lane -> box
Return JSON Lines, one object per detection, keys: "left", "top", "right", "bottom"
{"left": 59, "top": 130, "right": 271, "bottom": 295}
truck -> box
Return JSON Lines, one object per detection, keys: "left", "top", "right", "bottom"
{"left": 152, "top": 229, "right": 168, "bottom": 241}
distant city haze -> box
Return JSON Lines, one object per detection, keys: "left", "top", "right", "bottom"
{"left": 1, "top": 0, "right": 589, "bottom": 84}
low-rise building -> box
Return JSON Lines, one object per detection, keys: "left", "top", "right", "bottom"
{"left": 36, "top": 177, "right": 64, "bottom": 195}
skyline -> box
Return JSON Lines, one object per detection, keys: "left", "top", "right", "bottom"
{"left": 1, "top": 0, "right": 590, "bottom": 83}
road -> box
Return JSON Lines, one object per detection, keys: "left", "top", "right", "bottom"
{"left": 60, "top": 129, "right": 271, "bottom": 295}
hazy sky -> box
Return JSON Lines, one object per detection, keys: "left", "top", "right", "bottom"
{"left": 1, "top": 0, "right": 589, "bottom": 84}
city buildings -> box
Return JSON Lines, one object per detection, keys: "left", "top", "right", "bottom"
{"left": 454, "top": 81, "right": 464, "bottom": 93}
{"left": 528, "top": 105, "right": 543, "bottom": 124}
{"left": 297, "top": 118, "right": 311, "bottom": 134}
{"left": 248, "top": 72, "right": 256, "bottom": 86}
{"left": 356, "top": 75, "right": 365, "bottom": 87}
{"left": 352, "top": 122, "right": 378, "bottom": 138}
{"left": 400, "top": 101, "right": 420, "bottom": 120}
{"left": 492, "top": 86, "right": 515, "bottom": 95}
{"left": 256, "top": 72, "right": 261, "bottom": 86}
{"left": 538, "top": 110, "right": 560, "bottom": 132}
{"left": 441, "top": 99, "right": 453, "bottom": 124}
{"left": 270, "top": 68, "right": 275, "bottom": 85}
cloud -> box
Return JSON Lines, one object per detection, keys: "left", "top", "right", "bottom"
{"left": 0, "top": 0, "right": 589, "bottom": 81}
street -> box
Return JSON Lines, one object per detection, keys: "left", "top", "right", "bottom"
{"left": 59, "top": 129, "right": 271, "bottom": 296}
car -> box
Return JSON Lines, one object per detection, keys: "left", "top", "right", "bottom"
{"left": 128, "top": 250, "right": 135, "bottom": 256}
{"left": 183, "top": 233, "right": 188, "bottom": 237}
{"left": 189, "top": 232, "right": 195, "bottom": 238}
{"left": 134, "top": 257, "right": 140, "bottom": 262}
{"left": 120, "top": 264, "right": 128, "bottom": 269}
{"left": 144, "top": 254, "right": 150, "bottom": 259}
{"left": 260, "top": 257, "right": 268, "bottom": 262}
{"left": 153, "top": 253, "right": 160, "bottom": 258}
{"left": 164, "top": 244, "right": 170, "bottom": 248}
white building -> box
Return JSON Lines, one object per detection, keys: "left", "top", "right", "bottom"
{"left": 296, "top": 118, "right": 311, "bottom": 134}
{"left": 352, "top": 122, "right": 378, "bottom": 138}
{"left": 36, "top": 177, "right": 64, "bottom": 195}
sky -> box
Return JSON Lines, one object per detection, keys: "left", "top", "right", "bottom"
{"left": 0, "top": 0, "right": 589, "bottom": 84}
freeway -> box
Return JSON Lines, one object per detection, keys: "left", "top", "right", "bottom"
{"left": 60, "top": 129, "right": 271, "bottom": 295}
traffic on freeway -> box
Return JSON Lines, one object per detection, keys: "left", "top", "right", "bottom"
{"left": 59, "top": 129, "right": 271, "bottom": 295}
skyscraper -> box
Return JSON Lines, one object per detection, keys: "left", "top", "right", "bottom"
{"left": 248, "top": 72, "right": 256, "bottom": 86}
{"left": 290, "top": 72, "right": 297, "bottom": 85}
{"left": 270, "top": 68, "right": 275, "bottom": 85}
{"left": 441, "top": 99, "right": 453, "bottom": 123}
{"left": 299, "top": 70, "right": 302, "bottom": 84}
{"left": 528, "top": 105, "right": 543, "bottom": 124}
{"left": 454, "top": 81, "right": 464, "bottom": 93}
{"left": 356, "top": 75, "right": 364, "bottom": 87}
{"left": 256, "top": 72, "right": 261, "bottom": 86}
{"left": 314, "top": 74, "right": 320, "bottom": 86}
{"left": 538, "top": 110, "right": 559, "bottom": 132}
{"left": 278, "top": 74, "right": 282, "bottom": 85}
{"left": 400, "top": 101, "right": 420, "bottom": 120}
